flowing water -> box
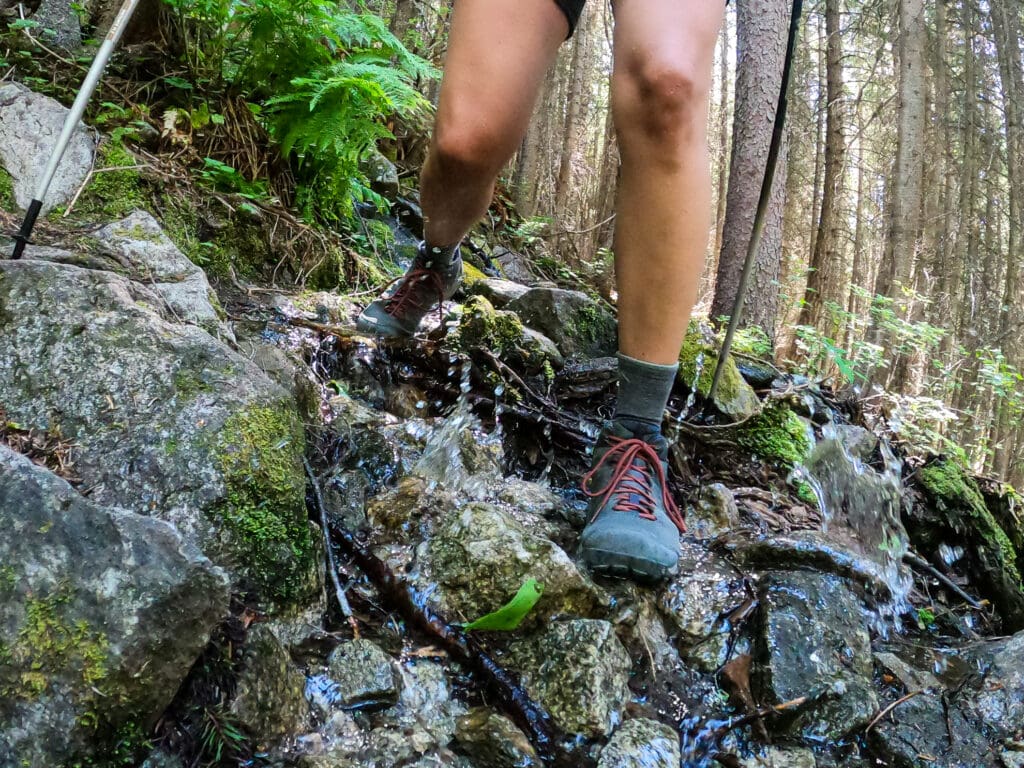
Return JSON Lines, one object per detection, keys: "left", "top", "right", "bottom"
{"left": 791, "top": 423, "right": 913, "bottom": 633}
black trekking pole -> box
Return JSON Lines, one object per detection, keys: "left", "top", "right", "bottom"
{"left": 706, "top": 0, "right": 804, "bottom": 405}
{"left": 9, "top": 0, "right": 142, "bottom": 260}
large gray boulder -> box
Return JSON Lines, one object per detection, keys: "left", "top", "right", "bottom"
{"left": 0, "top": 258, "right": 318, "bottom": 604}
{"left": 0, "top": 83, "right": 94, "bottom": 214}
{"left": 0, "top": 445, "right": 230, "bottom": 766}
{"left": 507, "top": 287, "right": 617, "bottom": 359}
{"left": 93, "top": 211, "right": 229, "bottom": 338}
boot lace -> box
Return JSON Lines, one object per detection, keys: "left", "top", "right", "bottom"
{"left": 581, "top": 436, "right": 686, "bottom": 533}
{"left": 382, "top": 267, "right": 445, "bottom": 324}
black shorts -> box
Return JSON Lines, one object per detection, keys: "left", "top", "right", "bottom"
{"left": 555, "top": 0, "right": 587, "bottom": 36}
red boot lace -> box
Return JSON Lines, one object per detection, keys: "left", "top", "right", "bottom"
{"left": 581, "top": 436, "right": 686, "bottom": 533}
{"left": 382, "top": 268, "right": 446, "bottom": 325}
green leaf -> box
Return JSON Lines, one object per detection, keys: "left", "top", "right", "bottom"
{"left": 462, "top": 580, "right": 544, "bottom": 632}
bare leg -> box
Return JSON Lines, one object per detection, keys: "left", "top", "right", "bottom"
{"left": 421, "top": 0, "right": 569, "bottom": 247}
{"left": 611, "top": 0, "right": 724, "bottom": 364}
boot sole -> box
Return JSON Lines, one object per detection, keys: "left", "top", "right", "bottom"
{"left": 582, "top": 549, "right": 678, "bottom": 584}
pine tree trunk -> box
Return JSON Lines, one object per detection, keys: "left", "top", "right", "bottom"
{"left": 710, "top": 0, "right": 791, "bottom": 339}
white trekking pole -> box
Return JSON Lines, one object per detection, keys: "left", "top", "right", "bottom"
{"left": 10, "top": 0, "right": 143, "bottom": 259}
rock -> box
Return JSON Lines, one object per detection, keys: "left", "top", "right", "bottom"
{"left": 909, "top": 458, "right": 1024, "bottom": 630}
{"left": 688, "top": 483, "right": 740, "bottom": 540}
{"left": 30, "top": 0, "right": 81, "bottom": 49}
{"left": 454, "top": 708, "right": 540, "bottom": 768}
{"left": 597, "top": 718, "right": 680, "bottom": 768}
{"left": 378, "top": 660, "right": 465, "bottom": 757}
{"left": 507, "top": 287, "right": 617, "bottom": 359}
{"left": 454, "top": 295, "right": 564, "bottom": 373}
{"left": 467, "top": 277, "right": 531, "bottom": 307}
{"left": 0, "top": 83, "right": 94, "bottom": 214}
{"left": 759, "top": 571, "right": 877, "bottom": 740}
{"left": 964, "top": 631, "right": 1024, "bottom": 735}
{"left": 872, "top": 651, "right": 940, "bottom": 692}
{"left": 0, "top": 259, "right": 318, "bottom": 605}
{"left": 493, "top": 246, "right": 536, "bottom": 283}
{"left": 425, "top": 502, "right": 606, "bottom": 627}
{"left": 659, "top": 542, "right": 748, "bottom": 671}
{"left": 1002, "top": 750, "right": 1024, "bottom": 768}
{"left": 0, "top": 445, "right": 230, "bottom": 765}
{"left": 231, "top": 625, "right": 310, "bottom": 744}
{"left": 362, "top": 149, "right": 399, "bottom": 199}
{"left": 737, "top": 746, "right": 816, "bottom": 767}
{"left": 94, "top": 211, "right": 229, "bottom": 338}
{"left": 326, "top": 639, "right": 399, "bottom": 708}
{"left": 868, "top": 693, "right": 997, "bottom": 768}
{"left": 677, "top": 321, "right": 761, "bottom": 422}
{"left": 139, "top": 749, "right": 186, "bottom": 768}
{"left": 508, "top": 619, "right": 631, "bottom": 738}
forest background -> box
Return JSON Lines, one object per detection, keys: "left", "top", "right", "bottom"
{"left": 5, "top": 0, "right": 1024, "bottom": 484}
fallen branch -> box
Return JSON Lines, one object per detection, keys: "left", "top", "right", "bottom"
{"left": 303, "top": 458, "right": 360, "bottom": 638}
{"left": 903, "top": 551, "right": 984, "bottom": 610}
{"left": 864, "top": 690, "right": 926, "bottom": 733}
{"left": 311, "top": 491, "right": 580, "bottom": 767}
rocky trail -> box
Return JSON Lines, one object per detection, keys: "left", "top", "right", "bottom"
{"left": 2, "top": 87, "right": 1024, "bottom": 768}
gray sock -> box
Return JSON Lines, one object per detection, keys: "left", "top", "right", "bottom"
{"left": 420, "top": 241, "right": 460, "bottom": 269}
{"left": 614, "top": 353, "right": 679, "bottom": 429}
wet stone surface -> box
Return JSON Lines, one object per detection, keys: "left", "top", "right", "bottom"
{"left": 596, "top": 718, "right": 681, "bottom": 768}
{"left": 325, "top": 639, "right": 399, "bottom": 709}
{"left": 454, "top": 707, "right": 540, "bottom": 768}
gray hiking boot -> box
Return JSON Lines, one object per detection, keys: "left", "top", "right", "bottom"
{"left": 356, "top": 243, "right": 463, "bottom": 338}
{"left": 578, "top": 422, "right": 686, "bottom": 582}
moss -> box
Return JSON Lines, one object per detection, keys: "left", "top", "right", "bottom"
{"left": 72, "top": 142, "right": 147, "bottom": 220}
{"left": 677, "top": 322, "right": 745, "bottom": 407}
{"left": 0, "top": 587, "right": 109, "bottom": 703}
{"left": 456, "top": 295, "right": 525, "bottom": 354}
{"left": 566, "top": 302, "right": 607, "bottom": 346}
{"left": 211, "top": 404, "right": 315, "bottom": 604}
{"left": 0, "top": 167, "right": 15, "bottom": 212}
{"left": 919, "top": 459, "right": 1021, "bottom": 587}
{"left": 463, "top": 262, "right": 488, "bottom": 286}
{"left": 736, "top": 403, "right": 812, "bottom": 468}
{"left": 172, "top": 367, "right": 214, "bottom": 398}
{"left": 730, "top": 326, "right": 773, "bottom": 358}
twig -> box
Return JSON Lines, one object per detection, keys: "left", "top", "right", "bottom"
{"left": 303, "top": 457, "right": 360, "bottom": 638}
{"left": 865, "top": 690, "right": 926, "bottom": 733}
{"left": 63, "top": 164, "right": 150, "bottom": 219}
{"left": 903, "top": 551, "right": 984, "bottom": 610}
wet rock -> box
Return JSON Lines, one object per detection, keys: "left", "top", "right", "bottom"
{"left": 507, "top": 287, "right": 617, "bottom": 359}
{"left": 326, "top": 639, "right": 399, "bottom": 708}
{"left": 467, "top": 277, "right": 531, "bottom": 307}
{"left": 454, "top": 707, "right": 540, "bottom": 768}
{"left": 677, "top": 321, "right": 760, "bottom": 422}
{"left": 139, "top": 749, "right": 185, "bottom": 768}
{"left": 231, "top": 624, "right": 310, "bottom": 744}
{"left": 0, "top": 445, "right": 230, "bottom": 765}
{"left": 964, "top": 631, "right": 1024, "bottom": 735}
{"left": 508, "top": 619, "right": 631, "bottom": 738}
{"left": 688, "top": 483, "right": 740, "bottom": 540}
{"left": 0, "top": 82, "right": 94, "bottom": 214}
{"left": 454, "top": 295, "right": 563, "bottom": 373}
{"left": 362, "top": 149, "right": 399, "bottom": 199}
{"left": 1002, "top": 749, "right": 1024, "bottom": 768}
{"left": 868, "top": 692, "right": 997, "bottom": 768}
{"left": 0, "top": 259, "right": 318, "bottom": 605}
{"left": 659, "top": 542, "right": 748, "bottom": 671}
{"left": 597, "top": 718, "right": 680, "bottom": 768}
{"left": 493, "top": 246, "right": 536, "bottom": 283}
{"left": 759, "top": 571, "right": 877, "bottom": 740}
{"left": 738, "top": 746, "right": 816, "bottom": 767}
{"left": 379, "top": 660, "right": 465, "bottom": 755}
{"left": 872, "top": 651, "right": 940, "bottom": 692}
{"left": 94, "top": 211, "right": 229, "bottom": 338}
{"left": 426, "top": 502, "right": 606, "bottom": 626}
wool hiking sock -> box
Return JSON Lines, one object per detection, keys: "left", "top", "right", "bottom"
{"left": 614, "top": 353, "right": 679, "bottom": 431}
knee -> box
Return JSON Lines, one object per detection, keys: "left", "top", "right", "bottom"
{"left": 431, "top": 119, "right": 506, "bottom": 179}
{"left": 615, "top": 56, "right": 712, "bottom": 148}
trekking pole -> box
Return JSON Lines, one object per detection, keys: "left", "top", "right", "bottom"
{"left": 706, "top": 0, "right": 804, "bottom": 405}
{"left": 9, "top": 0, "right": 143, "bottom": 260}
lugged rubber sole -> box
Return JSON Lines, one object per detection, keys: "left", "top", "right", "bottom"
{"left": 581, "top": 548, "right": 678, "bottom": 584}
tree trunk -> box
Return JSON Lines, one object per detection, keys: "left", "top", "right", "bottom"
{"left": 710, "top": 0, "right": 791, "bottom": 339}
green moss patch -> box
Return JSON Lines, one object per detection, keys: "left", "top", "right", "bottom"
{"left": 736, "top": 403, "right": 812, "bottom": 469}
{"left": 71, "top": 142, "right": 147, "bottom": 220}
{"left": 211, "top": 404, "right": 316, "bottom": 604}
{"left": 0, "top": 167, "right": 15, "bottom": 212}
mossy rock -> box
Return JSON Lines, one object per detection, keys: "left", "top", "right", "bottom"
{"left": 910, "top": 458, "right": 1024, "bottom": 629}
{"left": 452, "top": 295, "right": 563, "bottom": 374}
{"left": 68, "top": 141, "right": 147, "bottom": 220}
{"left": 734, "top": 402, "right": 813, "bottom": 469}
{"left": 0, "top": 167, "right": 15, "bottom": 212}
{"left": 678, "top": 320, "right": 761, "bottom": 422}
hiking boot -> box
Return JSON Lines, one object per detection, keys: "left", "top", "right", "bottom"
{"left": 578, "top": 421, "right": 686, "bottom": 582}
{"left": 356, "top": 243, "right": 463, "bottom": 338}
